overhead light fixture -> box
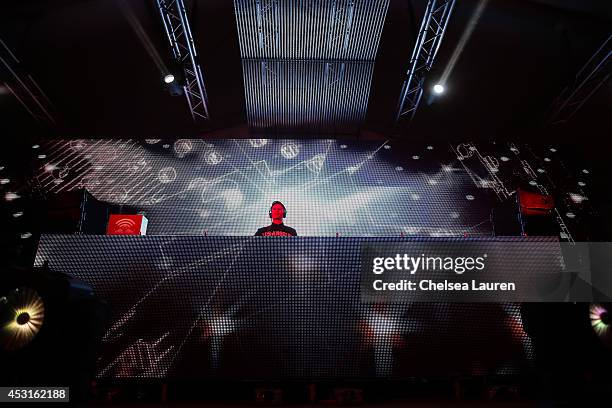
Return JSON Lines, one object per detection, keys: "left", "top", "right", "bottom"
{"left": 433, "top": 84, "right": 445, "bottom": 94}
{"left": 162, "top": 73, "right": 183, "bottom": 96}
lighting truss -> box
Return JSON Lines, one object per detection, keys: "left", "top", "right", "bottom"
{"left": 546, "top": 34, "right": 611, "bottom": 126}
{"left": 396, "top": 0, "right": 455, "bottom": 123}
{"left": 0, "top": 38, "right": 56, "bottom": 126}
{"left": 156, "top": 0, "right": 210, "bottom": 123}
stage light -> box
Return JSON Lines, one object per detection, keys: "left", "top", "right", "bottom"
{"left": 590, "top": 304, "right": 611, "bottom": 346}
{"left": 569, "top": 193, "right": 587, "bottom": 204}
{"left": 0, "top": 287, "right": 45, "bottom": 351}
{"left": 0, "top": 178, "right": 9, "bottom": 184}
{"left": 5, "top": 192, "right": 19, "bottom": 201}
{"left": 12, "top": 212, "right": 23, "bottom": 218}
{"left": 32, "top": 144, "right": 40, "bottom": 149}
{"left": 162, "top": 73, "right": 183, "bottom": 96}
{"left": 433, "top": 84, "right": 445, "bottom": 94}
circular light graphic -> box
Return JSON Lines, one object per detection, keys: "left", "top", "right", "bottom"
{"left": 569, "top": 193, "right": 587, "bottom": 204}
{"left": 465, "top": 194, "right": 475, "bottom": 201}
{"left": 204, "top": 150, "right": 223, "bottom": 165}
{"left": 280, "top": 143, "right": 299, "bottom": 159}
{"left": 174, "top": 139, "right": 193, "bottom": 158}
{"left": 158, "top": 167, "right": 177, "bottom": 184}
{"left": 0, "top": 287, "right": 45, "bottom": 351}
{"left": 69, "top": 140, "right": 87, "bottom": 151}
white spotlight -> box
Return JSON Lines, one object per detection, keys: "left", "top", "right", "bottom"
{"left": 433, "top": 84, "right": 445, "bottom": 94}
{"left": 163, "top": 74, "right": 175, "bottom": 84}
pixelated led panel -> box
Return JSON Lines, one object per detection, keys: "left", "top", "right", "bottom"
{"left": 33, "top": 139, "right": 496, "bottom": 237}
{"left": 234, "top": 0, "right": 389, "bottom": 61}
{"left": 35, "top": 235, "right": 533, "bottom": 379}
{"left": 234, "top": 0, "right": 389, "bottom": 131}
{"left": 242, "top": 60, "right": 375, "bottom": 132}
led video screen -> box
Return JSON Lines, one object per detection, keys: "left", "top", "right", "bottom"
{"left": 30, "top": 139, "right": 597, "bottom": 380}
{"left": 36, "top": 235, "right": 534, "bottom": 379}
{"left": 33, "top": 139, "right": 595, "bottom": 238}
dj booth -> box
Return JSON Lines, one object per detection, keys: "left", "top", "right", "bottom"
{"left": 34, "top": 234, "right": 534, "bottom": 380}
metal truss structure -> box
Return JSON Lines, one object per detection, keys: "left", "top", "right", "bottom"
{"left": 156, "top": 0, "right": 210, "bottom": 123}
{"left": 396, "top": 0, "right": 455, "bottom": 123}
{"left": 546, "top": 34, "right": 611, "bottom": 126}
{"left": 0, "top": 38, "right": 56, "bottom": 126}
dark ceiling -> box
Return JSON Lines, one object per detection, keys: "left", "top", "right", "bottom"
{"left": 1, "top": 0, "right": 610, "bottom": 144}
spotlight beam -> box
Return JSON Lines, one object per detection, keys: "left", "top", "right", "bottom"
{"left": 546, "top": 34, "right": 611, "bottom": 126}
{"left": 0, "top": 38, "right": 56, "bottom": 126}
{"left": 438, "top": 0, "right": 490, "bottom": 86}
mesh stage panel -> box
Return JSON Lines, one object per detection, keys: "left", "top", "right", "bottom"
{"left": 35, "top": 235, "right": 533, "bottom": 380}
